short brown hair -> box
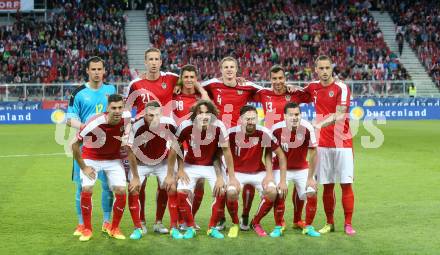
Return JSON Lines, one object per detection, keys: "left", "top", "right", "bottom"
{"left": 178, "top": 64, "right": 198, "bottom": 86}
{"left": 144, "top": 47, "right": 161, "bottom": 60}
{"left": 190, "top": 100, "right": 219, "bottom": 122}
{"left": 314, "top": 55, "right": 333, "bottom": 66}
{"left": 269, "top": 65, "right": 285, "bottom": 77}
{"left": 145, "top": 100, "right": 161, "bottom": 109}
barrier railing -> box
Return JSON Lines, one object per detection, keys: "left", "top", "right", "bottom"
{"left": 0, "top": 80, "right": 415, "bottom": 102}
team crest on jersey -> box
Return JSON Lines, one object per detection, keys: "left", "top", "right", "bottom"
{"left": 237, "top": 90, "right": 243, "bottom": 95}
{"left": 161, "top": 82, "right": 167, "bottom": 89}
{"left": 285, "top": 95, "right": 291, "bottom": 101}
{"left": 159, "top": 131, "right": 165, "bottom": 138}
{"left": 120, "top": 126, "right": 124, "bottom": 132}
{"left": 206, "top": 133, "right": 213, "bottom": 140}
{"left": 329, "top": 91, "right": 334, "bottom": 97}
{"left": 296, "top": 133, "right": 304, "bottom": 141}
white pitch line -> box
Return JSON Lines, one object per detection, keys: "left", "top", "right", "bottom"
{"left": 0, "top": 152, "right": 67, "bottom": 158}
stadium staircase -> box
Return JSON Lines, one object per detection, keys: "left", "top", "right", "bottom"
{"left": 124, "top": 10, "right": 151, "bottom": 73}
{"left": 371, "top": 11, "right": 440, "bottom": 97}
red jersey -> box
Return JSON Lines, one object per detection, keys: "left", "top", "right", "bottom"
{"left": 77, "top": 111, "right": 131, "bottom": 160}
{"left": 126, "top": 71, "right": 179, "bottom": 116}
{"left": 228, "top": 125, "right": 280, "bottom": 174}
{"left": 128, "top": 116, "right": 177, "bottom": 165}
{"left": 304, "top": 80, "right": 352, "bottom": 148}
{"left": 172, "top": 92, "right": 200, "bottom": 125}
{"left": 272, "top": 119, "right": 317, "bottom": 170}
{"left": 254, "top": 88, "right": 312, "bottom": 127}
{"left": 202, "top": 78, "right": 261, "bottom": 128}
{"left": 176, "top": 119, "right": 228, "bottom": 166}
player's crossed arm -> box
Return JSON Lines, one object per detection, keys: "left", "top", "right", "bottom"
{"left": 313, "top": 105, "right": 348, "bottom": 129}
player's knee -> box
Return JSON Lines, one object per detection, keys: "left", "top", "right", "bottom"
{"left": 82, "top": 186, "right": 93, "bottom": 193}
{"left": 129, "top": 190, "right": 139, "bottom": 196}
{"left": 265, "top": 187, "right": 277, "bottom": 201}
{"left": 178, "top": 189, "right": 191, "bottom": 196}
{"left": 195, "top": 178, "right": 205, "bottom": 188}
{"left": 113, "top": 186, "right": 125, "bottom": 195}
{"left": 226, "top": 186, "right": 239, "bottom": 201}
{"left": 168, "top": 184, "right": 177, "bottom": 194}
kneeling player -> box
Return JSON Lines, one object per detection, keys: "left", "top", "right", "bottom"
{"left": 226, "top": 105, "right": 288, "bottom": 237}
{"left": 71, "top": 94, "right": 140, "bottom": 241}
{"left": 126, "top": 101, "right": 180, "bottom": 239}
{"left": 165, "top": 100, "right": 240, "bottom": 239}
{"left": 270, "top": 102, "right": 320, "bottom": 237}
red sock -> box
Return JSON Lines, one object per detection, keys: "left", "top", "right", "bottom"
{"left": 80, "top": 192, "right": 93, "bottom": 230}
{"left": 192, "top": 184, "right": 205, "bottom": 217}
{"left": 305, "top": 196, "right": 317, "bottom": 226}
{"left": 241, "top": 184, "right": 255, "bottom": 217}
{"left": 168, "top": 193, "right": 179, "bottom": 228}
{"left": 139, "top": 181, "right": 146, "bottom": 222}
{"left": 128, "top": 194, "right": 142, "bottom": 229}
{"left": 177, "top": 192, "right": 194, "bottom": 227}
{"left": 112, "top": 193, "right": 126, "bottom": 230}
{"left": 293, "top": 187, "right": 305, "bottom": 223}
{"left": 251, "top": 196, "right": 274, "bottom": 225}
{"left": 323, "top": 184, "right": 335, "bottom": 224}
{"left": 273, "top": 197, "right": 285, "bottom": 226}
{"left": 209, "top": 194, "right": 226, "bottom": 228}
{"left": 341, "top": 184, "right": 354, "bottom": 225}
{"left": 226, "top": 199, "right": 239, "bottom": 224}
{"left": 156, "top": 186, "right": 168, "bottom": 222}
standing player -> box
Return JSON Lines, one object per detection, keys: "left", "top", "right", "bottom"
{"left": 71, "top": 94, "right": 140, "bottom": 241}
{"left": 304, "top": 55, "right": 356, "bottom": 235}
{"left": 173, "top": 64, "right": 201, "bottom": 124}
{"left": 66, "top": 56, "right": 116, "bottom": 236}
{"left": 127, "top": 101, "right": 182, "bottom": 239}
{"left": 126, "top": 48, "right": 209, "bottom": 235}
{"left": 253, "top": 65, "right": 312, "bottom": 230}
{"left": 125, "top": 48, "right": 179, "bottom": 234}
{"left": 270, "top": 102, "right": 321, "bottom": 237}
{"left": 172, "top": 64, "right": 205, "bottom": 228}
{"left": 202, "top": 56, "right": 262, "bottom": 230}
{"left": 165, "top": 100, "right": 240, "bottom": 239}
{"left": 226, "top": 105, "right": 288, "bottom": 237}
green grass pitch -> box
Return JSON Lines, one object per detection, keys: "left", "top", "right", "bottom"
{"left": 0, "top": 121, "right": 439, "bottom": 254}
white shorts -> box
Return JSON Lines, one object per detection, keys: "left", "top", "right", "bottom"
{"left": 81, "top": 159, "right": 126, "bottom": 188}
{"left": 231, "top": 171, "right": 275, "bottom": 195}
{"left": 316, "top": 147, "right": 354, "bottom": 184}
{"left": 273, "top": 169, "right": 308, "bottom": 200}
{"left": 128, "top": 161, "right": 168, "bottom": 187}
{"left": 177, "top": 163, "right": 223, "bottom": 193}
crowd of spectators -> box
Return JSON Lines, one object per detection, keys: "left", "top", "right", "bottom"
{"left": 388, "top": 0, "right": 440, "bottom": 88}
{"left": 147, "top": 0, "right": 410, "bottom": 93}
{"left": 0, "top": 0, "right": 129, "bottom": 87}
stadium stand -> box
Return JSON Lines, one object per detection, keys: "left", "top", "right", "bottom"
{"left": 0, "top": 0, "right": 129, "bottom": 88}
{"left": 147, "top": 0, "right": 410, "bottom": 86}
{"left": 387, "top": 0, "right": 440, "bottom": 88}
